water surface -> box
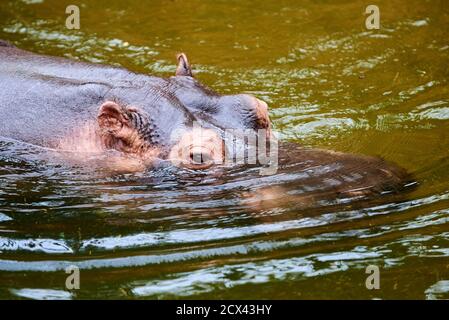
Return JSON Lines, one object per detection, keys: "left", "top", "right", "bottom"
{"left": 0, "top": 0, "right": 449, "bottom": 299}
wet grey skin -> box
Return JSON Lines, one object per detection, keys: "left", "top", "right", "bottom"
{"left": 0, "top": 40, "right": 269, "bottom": 157}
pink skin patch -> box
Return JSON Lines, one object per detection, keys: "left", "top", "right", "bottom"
{"left": 240, "top": 185, "right": 315, "bottom": 217}
{"left": 57, "top": 121, "right": 104, "bottom": 154}
{"left": 56, "top": 121, "right": 160, "bottom": 174}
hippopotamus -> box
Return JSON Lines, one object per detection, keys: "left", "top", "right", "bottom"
{"left": 0, "top": 39, "right": 271, "bottom": 170}
{"left": 0, "top": 39, "right": 415, "bottom": 200}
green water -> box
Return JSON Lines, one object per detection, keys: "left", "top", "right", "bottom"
{"left": 0, "top": 0, "right": 449, "bottom": 299}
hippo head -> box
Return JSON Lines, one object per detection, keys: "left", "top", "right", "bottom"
{"left": 96, "top": 53, "right": 274, "bottom": 171}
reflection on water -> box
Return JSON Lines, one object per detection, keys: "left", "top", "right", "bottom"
{"left": 1, "top": 0, "right": 449, "bottom": 299}
{"left": 10, "top": 288, "right": 73, "bottom": 300}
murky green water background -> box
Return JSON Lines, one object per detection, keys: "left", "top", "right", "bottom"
{"left": 1, "top": 0, "right": 449, "bottom": 299}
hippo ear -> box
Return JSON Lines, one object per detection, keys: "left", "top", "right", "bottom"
{"left": 175, "top": 53, "right": 193, "bottom": 77}
{"left": 97, "top": 101, "right": 130, "bottom": 134}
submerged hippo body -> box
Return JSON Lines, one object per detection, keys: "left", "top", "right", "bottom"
{"left": 0, "top": 40, "right": 414, "bottom": 200}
